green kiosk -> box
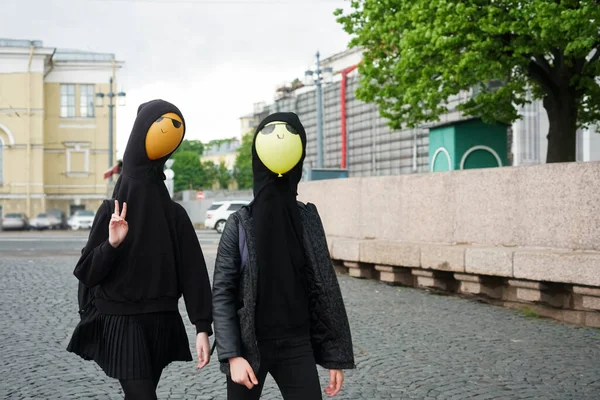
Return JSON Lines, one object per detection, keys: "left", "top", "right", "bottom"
{"left": 428, "top": 118, "right": 508, "bottom": 172}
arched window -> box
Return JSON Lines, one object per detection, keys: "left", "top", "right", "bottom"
{"left": 0, "top": 137, "right": 4, "bottom": 185}
{"left": 0, "top": 124, "right": 14, "bottom": 187}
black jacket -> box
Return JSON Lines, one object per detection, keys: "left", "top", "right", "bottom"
{"left": 74, "top": 200, "right": 213, "bottom": 334}
{"left": 212, "top": 202, "right": 355, "bottom": 374}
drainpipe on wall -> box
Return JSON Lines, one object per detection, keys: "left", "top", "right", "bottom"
{"left": 41, "top": 49, "right": 55, "bottom": 212}
{"left": 340, "top": 64, "right": 358, "bottom": 169}
{"left": 26, "top": 43, "right": 35, "bottom": 217}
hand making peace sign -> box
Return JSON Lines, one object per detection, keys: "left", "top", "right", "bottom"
{"left": 108, "top": 200, "right": 128, "bottom": 248}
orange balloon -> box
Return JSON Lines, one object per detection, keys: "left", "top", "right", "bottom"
{"left": 145, "top": 112, "right": 184, "bottom": 160}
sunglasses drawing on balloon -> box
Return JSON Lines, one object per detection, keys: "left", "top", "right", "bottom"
{"left": 155, "top": 116, "right": 182, "bottom": 129}
{"left": 260, "top": 123, "right": 298, "bottom": 135}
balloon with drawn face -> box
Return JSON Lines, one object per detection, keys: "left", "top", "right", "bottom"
{"left": 145, "top": 112, "right": 185, "bottom": 160}
{"left": 255, "top": 121, "right": 303, "bottom": 177}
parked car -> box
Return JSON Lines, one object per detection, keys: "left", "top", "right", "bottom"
{"left": 68, "top": 210, "right": 96, "bottom": 230}
{"left": 29, "top": 213, "right": 62, "bottom": 230}
{"left": 47, "top": 209, "right": 69, "bottom": 230}
{"left": 1, "top": 213, "right": 29, "bottom": 231}
{"left": 205, "top": 200, "right": 250, "bottom": 233}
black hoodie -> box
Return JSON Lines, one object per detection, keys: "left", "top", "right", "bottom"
{"left": 251, "top": 112, "right": 310, "bottom": 340}
{"left": 73, "top": 99, "right": 212, "bottom": 334}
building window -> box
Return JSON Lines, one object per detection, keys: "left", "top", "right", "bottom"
{"left": 60, "top": 84, "right": 76, "bottom": 118}
{"left": 67, "top": 149, "right": 89, "bottom": 174}
{"left": 64, "top": 142, "right": 90, "bottom": 178}
{"left": 79, "top": 84, "right": 95, "bottom": 118}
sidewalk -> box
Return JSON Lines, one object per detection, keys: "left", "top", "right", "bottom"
{"left": 1, "top": 252, "right": 599, "bottom": 399}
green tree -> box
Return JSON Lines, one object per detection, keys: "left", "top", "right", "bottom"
{"left": 233, "top": 131, "right": 254, "bottom": 189}
{"left": 336, "top": 1, "right": 600, "bottom": 163}
{"left": 217, "top": 161, "right": 232, "bottom": 189}
{"left": 172, "top": 151, "right": 204, "bottom": 192}
{"left": 201, "top": 161, "right": 219, "bottom": 188}
{"left": 174, "top": 139, "right": 204, "bottom": 156}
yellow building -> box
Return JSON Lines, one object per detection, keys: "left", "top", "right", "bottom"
{"left": 0, "top": 39, "right": 124, "bottom": 219}
{"left": 200, "top": 139, "right": 241, "bottom": 190}
{"left": 201, "top": 138, "right": 241, "bottom": 171}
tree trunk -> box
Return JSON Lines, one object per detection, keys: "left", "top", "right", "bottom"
{"left": 543, "top": 93, "right": 578, "bottom": 163}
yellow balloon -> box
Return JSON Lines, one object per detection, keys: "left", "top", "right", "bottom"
{"left": 255, "top": 122, "right": 303, "bottom": 177}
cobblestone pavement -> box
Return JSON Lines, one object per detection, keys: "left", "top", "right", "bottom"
{"left": 1, "top": 236, "right": 599, "bottom": 399}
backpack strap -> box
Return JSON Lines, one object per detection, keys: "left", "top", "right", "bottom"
{"left": 238, "top": 219, "right": 247, "bottom": 269}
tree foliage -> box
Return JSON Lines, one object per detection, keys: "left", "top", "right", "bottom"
{"left": 201, "top": 161, "right": 218, "bottom": 189}
{"left": 172, "top": 151, "right": 205, "bottom": 192}
{"left": 217, "top": 161, "right": 232, "bottom": 189}
{"left": 336, "top": 0, "right": 600, "bottom": 162}
{"left": 174, "top": 139, "right": 204, "bottom": 156}
{"left": 233, "top": 131, "right": 254, "bottom": 189}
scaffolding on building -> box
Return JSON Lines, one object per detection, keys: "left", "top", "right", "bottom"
{"left": 269, "top": 74, "right": 472, "bottom": 177}
{"left": 244, "top": 48, "right": 599, "bottom": 178}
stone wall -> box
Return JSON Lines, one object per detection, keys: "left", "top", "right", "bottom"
{"left": 297, "top": 162, "right": 600, "bottom": 327}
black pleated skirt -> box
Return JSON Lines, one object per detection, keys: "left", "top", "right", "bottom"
{"left": 67, "top": 311, "right": 192, "bottom": 380}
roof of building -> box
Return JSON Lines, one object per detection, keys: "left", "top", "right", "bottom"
{"left": 0, "top": 38, "right": 122, "bottom": 64}
{"left": 0, "top": 38, "right": 44, "bottom": 47}
{"left": 204, "top": 139, "right": 241, "bottom": 156}
{"left": 53, "top": 49, "right": 116, "bottom": 63}
{"left": 428, "top": 117, "right": 510, "bottom": 130}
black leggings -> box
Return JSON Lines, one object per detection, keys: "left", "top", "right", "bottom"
{"left": 119, "top": 369, "right": 162, "bottom": 400}
{"left": 227, "top": 336, "right": 322, "bottom": 400}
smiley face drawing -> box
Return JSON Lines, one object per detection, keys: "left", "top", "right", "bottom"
{"left": 145, "top": 112, "right": 185, "bottom": 160}
{"left": 255, "top": 121, "right": 303, "bottom": 177}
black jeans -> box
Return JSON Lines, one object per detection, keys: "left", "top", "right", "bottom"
{"left": 227, "top": 336, "right": 322, "bottom": 400}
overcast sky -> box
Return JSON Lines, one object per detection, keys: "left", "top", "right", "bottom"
{"left": 3, "top": 0, "right": 352, "bottom": 157}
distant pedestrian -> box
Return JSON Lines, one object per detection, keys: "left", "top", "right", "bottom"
{"left": 67, "top": 100, "right": 213, "bottom": 400}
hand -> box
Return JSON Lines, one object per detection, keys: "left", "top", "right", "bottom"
{"left": 108, "top": 200, "right": 128, "bottom": 248}
{"left": 196, "top": 332, "right": 210, "bottom": 369}
{"left": 229, "top": 357, "right": 258, "bottom": 390}
{"left": 325, "top": 369, "right": 344, "bottom": 397}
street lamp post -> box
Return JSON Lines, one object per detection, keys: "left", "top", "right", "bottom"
{"left": 96, "top": 77, "right": 126, "bottom": 182}
{"left": 304, "top": 51, "right": 333, "bottom": 169}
